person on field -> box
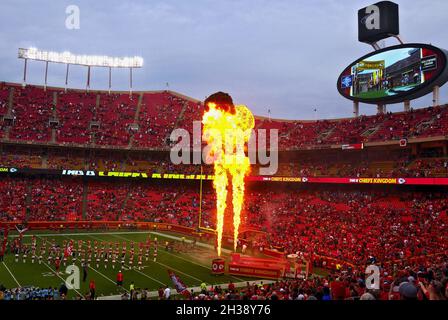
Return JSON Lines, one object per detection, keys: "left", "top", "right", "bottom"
{"left": 117, "top": 270, "right": 124, "bottom": 287}
{"left": 129, "top": 281, "right": 135, "bottom": 300}
{"left": 89, "top": 279, "right": 96, "bottom": 300}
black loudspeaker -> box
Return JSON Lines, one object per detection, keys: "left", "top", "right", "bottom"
{"left": 358, "top": 1, "right": 399, "bottom": 44}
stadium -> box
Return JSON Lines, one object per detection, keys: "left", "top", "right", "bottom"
{"left": 0, "top": 0, "right": 447, "bottom": 308}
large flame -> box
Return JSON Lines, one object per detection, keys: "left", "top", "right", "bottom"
{"left": 202, "top": 102, "right": 254, "bottom": 256}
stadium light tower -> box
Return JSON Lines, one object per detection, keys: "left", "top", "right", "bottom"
{"left": 18, "top": 47, "right": 144, "bottom": 93}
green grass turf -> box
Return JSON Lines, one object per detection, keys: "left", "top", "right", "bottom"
{"left": 353, "top": 89, "right": 389, "bottom": 99}
{"left": 0, "top": 230, "right": 260, "bottom": 299}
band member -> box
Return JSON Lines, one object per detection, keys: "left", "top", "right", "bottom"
{"left": 121, "top": 253, "right": 125, "bottom": 268}
{"left": 31, "top": 247, "right": 36, "bottom": 264}
{"left": 104, "top": 250, "right": 109, "bottom": 269}
{"left": 81, "top": 249, "right": 86, "bottom": 266}
{"left": 129, "top": 253, "right": 134, "bottom": 268}
{"left": 145, "top": 244, "right": 150, "bottom": 261}
{"left": 22, "top": 245, "right": 28, "bottom": 263}
{"left": 122, "top": 241, "right": 127, "bottom": 255}
{"left": 55, "top": 256, "right": 61, "bottom": 275}
{"left": 138, "top": 254, "right": 143, "bottom": 270}
{"left": 153, "top": 246, "right": 158, "bottom": 262}
{"left": 112, "top": 253, "right": 116, "bottom": 270}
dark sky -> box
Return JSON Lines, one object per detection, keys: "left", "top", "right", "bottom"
{"left": 0, "top": 0, "right": 447, "bottom": 119}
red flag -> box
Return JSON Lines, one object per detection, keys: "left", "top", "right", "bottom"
{"left": 64, "top": 244, "right": 73, "bottom": 257}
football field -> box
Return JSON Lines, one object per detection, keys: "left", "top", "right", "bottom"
{"left": 0, "top": 230, "right": 260, "bottom": 299}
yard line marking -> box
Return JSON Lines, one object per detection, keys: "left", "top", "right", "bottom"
{"left": 33, "top": 234, "right": 85, "bottom": 297}
{"left": 82, "top": 234, "right": 166, "bottom": 287}
{"left": 109, "top": 233, "right": 204, "bottom": 283}
{"left": 61, "top": 235, "right": 129, "bottom": 293}
{"left": 147, "top": 232, "right": 246, "bottom": 282}
{"left": 127, "top": 264, "right": 167, "bottom": 286}
{"left": 16, "top": 231, "right": 233, "bottom": 254}
{"left": 18, "top": 230, "right": 245, "bottom": 282}
{"left": 2, "top": 262, "right": 21, "bottom": 288}
{"left": 41, "top": 261, "right": 84, "bottom": 297}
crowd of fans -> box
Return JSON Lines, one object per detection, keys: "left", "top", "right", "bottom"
{"left": 3, "top": 261, "right": 446, "bottom": 300}
{"left": 2, "top": 83, "right": 448, "bottom": 149}
{"left": 8, "top": 86, "right": 52, "bottom": 142}
{"left": 1, "top": 82, "right": 448, "bottom": 301}
{"left": 0, "top": 284, "right": 69, "bottom": 300}
{"left": 94, "top": 93, "right": 137, "bottom": 146}
{"left": 1, "top": 177, "right": 446, "bottom": 272}
{"left": 243, "top": 189, "right": 447, "bottom": 267}
{"left": 179, "top": 262, "right": 448, "bottom": 300}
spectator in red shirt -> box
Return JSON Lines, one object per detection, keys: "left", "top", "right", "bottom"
{"left": 89, "top": 279, "right": 96, "bottom": 300}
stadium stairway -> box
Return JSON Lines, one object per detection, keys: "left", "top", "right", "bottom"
{"left": 415, "top": 118, "right": 436, "bottom": 136}
{"left": 120, "top": 188, "right": 132, "bottom": 216}
{"left": 25, "top": 184, "right": 32, "bottom": 220}
{"left": 368, "top": 161, "right": 396, "bottom": 175}
{"left": 361, "top": 125, "right": 381, "bottom": 139}
{"left": 127, "top": 92, "right": 144, "bottom": 149}
{"left": 52, "top": 91, "right": 57, "bottom": 117}
{"left": 42, "top": 154, "right": 48, "bottom": 169}
{"left": 3, "top": 126, "right": 10, "bottom": 141}
{"left": 82, "top": 182, "right": 88, "bottom": 219}
{"left": 7, "top": 86, "right": 14, "bottom": 114}
{"left": 318, "top": 127, "right": 335, "bottom": 141}
{"left": 1, "top": 85, "right": 15, "bottom": 140}
{"left": 133, "top": 93, "right": 144, "bottom": 122}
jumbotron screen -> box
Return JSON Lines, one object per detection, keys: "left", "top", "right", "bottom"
{"left": 338, "top": 44, "right": 448, "bottom": 103}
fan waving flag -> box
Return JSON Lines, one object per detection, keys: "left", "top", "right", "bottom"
{"left": 167, "top": 269, "right": 190, "bottom": 297}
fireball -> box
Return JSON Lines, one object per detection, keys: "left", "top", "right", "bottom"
{"left": 202, "top": 92, "right": 254, "bottom": 256}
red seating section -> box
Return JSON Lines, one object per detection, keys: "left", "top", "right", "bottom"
{"left": 1, "top": 83, "right": 448, "bottom": 149}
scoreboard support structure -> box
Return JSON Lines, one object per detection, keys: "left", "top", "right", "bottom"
{"left": 353, "top": 101, "right": 359, "bottom": 117}
{"left": 433, "top": 85, "right": 440, "bottom": 106}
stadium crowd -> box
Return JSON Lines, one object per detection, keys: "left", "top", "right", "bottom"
{"left": 0, "top": 284, "right": 70, "bottom": 300}
{"left": 2, "top": 83, "right": 448, "bottom": 149}
{"left": 0, "top": 177, "right": 446, "bottom": 269}
{"left": 1, "top": 82, "right": 448, "bottom": 301}
{"left": 178, "top": 261, "right": 448, "bottom": 300}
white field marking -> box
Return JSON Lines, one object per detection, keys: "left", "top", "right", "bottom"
{"left": 15, "top": 230, "right": 244, "bottom": 282}
{"left": 109, "top": 233, "right": 204, "bottom": 283}
{"left": 42, "top": 260, "right": 84, "bottom": 297}
{"left": 2, "top": 262, "right": 22, "bottom": 287}
{"left": 61, "top": 235, "right": 129, "bottom": 293}
{"left": 97, "top": 279, "right": 276, "bottom": 300}
{"left": 33, "top": 234, "right": 85, "bottom": 297}
{"left": 148, "top": 231, "right": 233, "bottom": 253}
{"left": 146, "top": 232, "right": 245, "bottom": 282}
{"left": 14, "top": 230, "right": 233, "bottom": 254}
{"left": 126, "top": 264, "right": 167, "bottom": 287}
{"left": 83, "top": 234, "right": 166, "bottom": 287}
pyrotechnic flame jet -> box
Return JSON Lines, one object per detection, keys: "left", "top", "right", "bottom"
{"left": 202, "top": 92, "right": 254, "bottom": 256}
